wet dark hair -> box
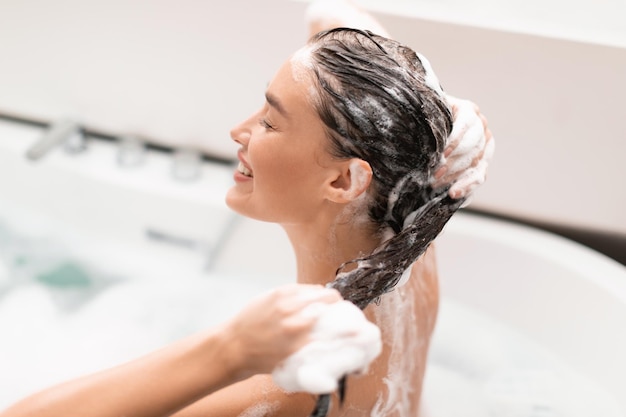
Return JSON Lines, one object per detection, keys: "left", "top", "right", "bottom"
{"left": 306, "top": 28, "right": 464, "bottom": 307}
{"left": 302, "top": 28, "right": 465, "bottom": 416}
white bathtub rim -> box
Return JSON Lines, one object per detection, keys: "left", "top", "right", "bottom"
{"left": 443, "top": 212, "right": 626, "bottom": 304}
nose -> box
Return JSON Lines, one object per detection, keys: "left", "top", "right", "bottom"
{"left": 230, "top": 113, "right": 255, "bottom": 147}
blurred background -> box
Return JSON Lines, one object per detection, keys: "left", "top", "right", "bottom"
{"left": 0, "top": 0, "right": 624, "bottom": 263}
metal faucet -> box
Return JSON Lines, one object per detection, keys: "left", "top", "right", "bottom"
{"left": 26, "top": 119, "right": 85, "bottom": 161}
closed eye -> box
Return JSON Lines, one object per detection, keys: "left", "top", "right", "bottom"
{"left": 259, "top": 118, "right": 277, "bottom": 131}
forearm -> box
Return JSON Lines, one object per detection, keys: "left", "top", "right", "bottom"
{"left": 1, "top": 284, "right": 342, "bottom": 417}
{"left": 1, "top": 326, "right": 241, "bottom": 417}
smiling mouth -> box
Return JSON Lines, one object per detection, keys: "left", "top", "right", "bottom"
{"left": 237, "top": 161, "right": 253, "bottom": 177}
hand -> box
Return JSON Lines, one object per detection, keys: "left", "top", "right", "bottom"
{"left": 272, "top": 300, "right": 382, "bottom": 394}
{"left": 224, "top": 284, "right": 342, "bottom": 377}
{"left": 434, "top": 95, "right": 495, "bottom": 200}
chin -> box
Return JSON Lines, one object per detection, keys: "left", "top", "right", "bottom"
{"left": 225, "top": 189, "right": 265, "bottom": 222}
{"left": 225, "top": 188, "right": 246, "bottom": 215}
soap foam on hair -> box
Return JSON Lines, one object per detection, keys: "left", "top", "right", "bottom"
{"left": 415, "top": 53, "right": 445, "bottom": 97}
{"left": 290, "top": 46, "right": 314, "bottom": 83}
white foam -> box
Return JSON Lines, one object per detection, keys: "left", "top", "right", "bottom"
{"left": 272, "top": 300, "right": 381, "bottom": 394}
{"left": 443, "top": 98, "right": 486, "bottom": 172}
{"left": 395, "top": 263, "right": 414, "bottom": 288}
{"left": 371, "top": 284, "right": 423, "bottom": 417}
{"left": 415, "top": 52, "right": 445, "bottom": 97}
{"left": 237, "top": 401, "right": 280, "bottom": 417}
{"left": 433, "top": 95, "right": 494, "bottom": 199}
{"left": 290, "top": 46, "right": 314, "bottom": 83}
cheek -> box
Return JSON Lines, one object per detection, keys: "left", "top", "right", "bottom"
{"left": 254, "top": 149, "right": 328, "bottom": 213}
{"left": 257, "top": 155, "right": 318, "bottom": 198}
{"left": 253, "top": 140, "right": 316, "bottom": 184}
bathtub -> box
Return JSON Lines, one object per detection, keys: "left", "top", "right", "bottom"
{"left": 1, "top": 117, "right": 625, "bottom": 415}
{"left": 426, "top": 214, "right": 626, "bottom": 416}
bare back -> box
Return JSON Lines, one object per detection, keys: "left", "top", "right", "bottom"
{"left": 333, "top": 245, "right": 439, "bottom": 417}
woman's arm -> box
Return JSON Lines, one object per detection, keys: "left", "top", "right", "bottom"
{"left": 0, "top": 284, "right": 341, "bottom": 417}
{"left": 171, "top": 375, "right": 318, "bottom": 417}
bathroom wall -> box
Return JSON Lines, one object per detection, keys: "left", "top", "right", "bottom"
{"left": 0, "top": 0, "right": 624, "bottom": 235}
{"left": 371, "top": 2, "right": 626, "bottom": 236}
{"left": 0, "top": 0, "right": 308, "bottom": 157}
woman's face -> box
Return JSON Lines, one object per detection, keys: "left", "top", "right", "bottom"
{"left": 226, "top": 55, "right": 342, "bottom": 225}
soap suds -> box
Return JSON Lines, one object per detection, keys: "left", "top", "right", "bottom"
{"left": 371, "top": 287, "right": 420, "bottom": 417}
{"left": 415, "top": 53, "right": 444, "bottom": 98}
{"left": 395, "top": 263, "right": 414, "bottom": 288}
{"left": 385, "top": 170, "right": 428, "bottom": 225}
{"left": 237, "top": 401, "right": 280, "bottom": 417}
{"left": 290, "top": 46, "right": 314, "bottom": 83}
{"left": 272, "top": 300, "right": 381, "bottom": 394}
{"left": 433, "top": 97, "right": 488, "bottom": 183}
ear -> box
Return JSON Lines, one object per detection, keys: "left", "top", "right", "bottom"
{"left": 326, "top": 159, "right": 373, "bottom": 203}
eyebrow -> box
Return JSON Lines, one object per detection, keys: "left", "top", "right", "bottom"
{"left": 265, "top": 92, "right": 289, "bottom": 118}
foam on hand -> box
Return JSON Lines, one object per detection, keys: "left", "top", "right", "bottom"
{"left": 272, "top": 300, "right": 382, "bottom": 394}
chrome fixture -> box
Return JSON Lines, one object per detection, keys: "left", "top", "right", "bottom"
{"left": 116, "top": 135, "right": 146, "bottom": 168}
{"left": 25, "top": 119, "right": 85, "bottom": 161}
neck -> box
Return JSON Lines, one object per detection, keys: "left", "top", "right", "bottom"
{"left": 281, "top": 201, "right": 379, "bottom": 286}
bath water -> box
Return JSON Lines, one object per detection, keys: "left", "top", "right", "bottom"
{"left": 0, "top": 214, "right": 622, "bottom": 416}
{"left": 423, "top": 299, "right": 624, "bottom": 417}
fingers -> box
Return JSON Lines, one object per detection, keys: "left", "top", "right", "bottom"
{"left": 281, "top": 286, "right": 343, "bottom": 333}
{"left": 226, "top": 284, "right": 344, "bottom": 376}
{"left": 437, "top": 126, "right": 481, "bottom": 187}
{"left": 270, "top": 284, "right": 342, "bottom": 313}
{"left": 446, "top": 136, "right": 494, "bottom": 199}
{"left": 433, "top": 116, "right": 483, "bottom": 187}
{"left": 436, "top": 94, "right": 495, "bottom": 200}
{"left": 447, "top": 159, "right": 488, "bottom": 199}
{"left": 445, "top": 96, "right": 484, "bottom": 156}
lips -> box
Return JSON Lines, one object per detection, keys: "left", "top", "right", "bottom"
{"left": 237, "top": 150, "right": 253, "bottom": 178}
{"left": 237, "top": 161, "right": 252, "bottom": 177}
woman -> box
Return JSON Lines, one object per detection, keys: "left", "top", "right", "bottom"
{"left": 1, "top": 10, "right": 493, "bottom": 417}
{"left": 212, "top": 27, "right": 473, "bottom": 417}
